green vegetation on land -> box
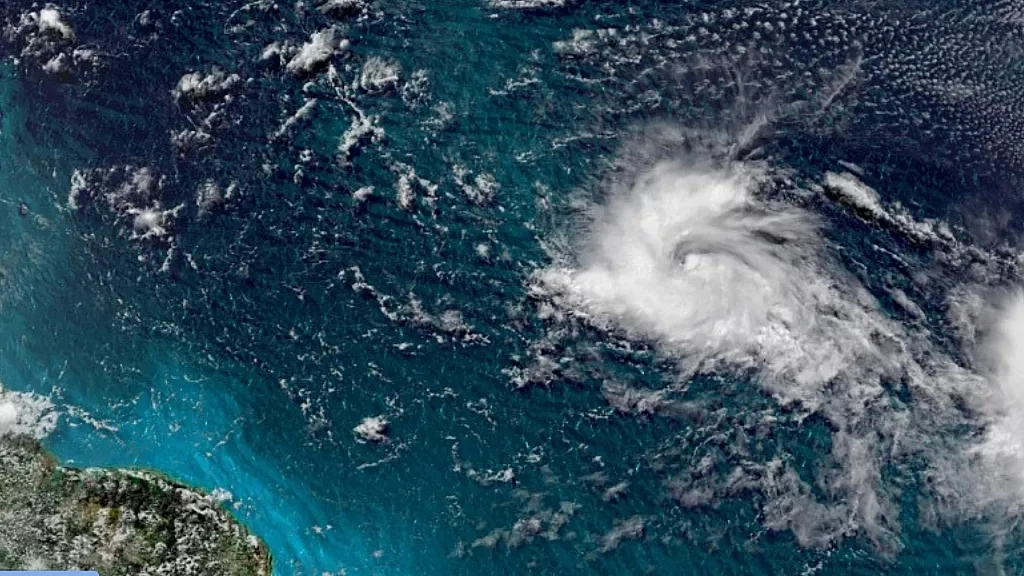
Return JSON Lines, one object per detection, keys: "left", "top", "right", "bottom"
{"left": 0, "top": 434, "right": 271, "bottom": 575}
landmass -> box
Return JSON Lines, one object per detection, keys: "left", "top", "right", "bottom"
{"left": 0, "top": 433, "right": 271, "bottom": 575}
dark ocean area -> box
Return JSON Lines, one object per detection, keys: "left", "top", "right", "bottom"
{"left": 2, "top": 0, "right": 1024, "bottom": 574}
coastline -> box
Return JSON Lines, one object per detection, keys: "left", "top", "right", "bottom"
{"left": 0, "top": 430, "right": 273, "bottom": 574}
{"left": 0, "top": 58, "right": 272, "bottom": 576}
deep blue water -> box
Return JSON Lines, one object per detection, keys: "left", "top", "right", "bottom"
{"left": 1, "top": 0, "right": 1024, "bottom": 574}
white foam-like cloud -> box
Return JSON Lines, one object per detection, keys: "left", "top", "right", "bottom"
{"left": 286, "top": 27, "right": 348, "bottom": 75}
{"left": 536, "top": 160, "right": 907, "bottom": 406}
{"left": 971, "top": 290, "right": 1024, "bottom": 503}
{"left": 37, "top": 8, "right": 74, "bottom": 40}
{"left": 990, "top": 292, "right": 1024, "bottom": 420}
{"left": 0, "top": 384, "right": 58, "bottom": 440}
{"left": 529, "top": 145, "right": 1023, "bottom": 551}
{"left": 171, "top": 69, "right": 240, "bottom": 103}
{"left": 489, "top": 0, "right": 575, "bottom": 9}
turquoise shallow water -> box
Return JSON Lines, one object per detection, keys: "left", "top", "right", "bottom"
{"left": 1, "top": 0, "right": 1024, "bottom": 574}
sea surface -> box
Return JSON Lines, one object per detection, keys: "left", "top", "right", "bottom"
{"left": 1, "top": 0, "right": 1024, "bottom": 574}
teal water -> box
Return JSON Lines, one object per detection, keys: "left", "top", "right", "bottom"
{"left": 1, "top": 0, "right": 1024, "bottom": 575}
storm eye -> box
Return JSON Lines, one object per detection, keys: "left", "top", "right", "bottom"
{"left": 679, "top": 252, "right": 705, "bottom": 271}
{"left": 673, "top": 240, "right": 717, "bottom": 271}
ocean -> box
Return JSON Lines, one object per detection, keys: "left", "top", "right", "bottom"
{"left": 1, "top": 0, "right": 1024, "bottom": 574}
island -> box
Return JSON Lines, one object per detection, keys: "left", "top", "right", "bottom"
{"left": 0, "top": 433, "right": 271, "bottom": 575}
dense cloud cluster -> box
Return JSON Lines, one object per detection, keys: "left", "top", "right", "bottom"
{"left": 527, "top": 119, "right": 1024, "bottom": 554}
{"left": 2, "top": 6, "right": 100, "bottom": 76}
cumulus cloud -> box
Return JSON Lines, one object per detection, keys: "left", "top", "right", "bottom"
{"left": 286, "top": 26, "right": 348, "bottom": 75}
{"left": 172, "top": 68, "right": 240, "bottom": 104}
{"left": 0, "top": 385, "right": 58, "bottom": 439}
